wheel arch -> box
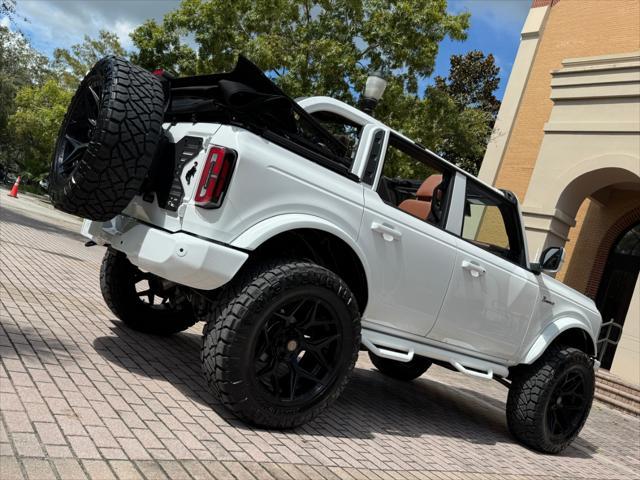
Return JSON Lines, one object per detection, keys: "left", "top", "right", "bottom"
{"left": 521, "top": 319, "right": 597, "bottom": 365}
{"left": 230, "top": 214, "right": 371, "bottom": 314}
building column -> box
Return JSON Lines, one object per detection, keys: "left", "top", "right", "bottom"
{"left": 521, "top": 206, "right": 576, "bottom": 261}
{"left": 477, "top": 5, "right": 551, "bottom": 186}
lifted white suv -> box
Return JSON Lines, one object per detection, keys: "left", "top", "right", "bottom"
{"left": 50, "top": 56, "right": 602, "bottom": 453}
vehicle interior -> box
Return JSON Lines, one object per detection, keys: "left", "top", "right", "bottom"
{"left": 376, "top": 135, "right": 451, "bottom": 227}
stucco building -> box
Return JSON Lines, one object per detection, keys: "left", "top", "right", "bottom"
{"left": 479, "top": 0, "right": 639, "bottom": 388}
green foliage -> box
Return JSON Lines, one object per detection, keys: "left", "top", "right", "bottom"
{"left": 424, "top": 50, "right": 500, "bottom": 175}
{"left": 1, "top": 0, "right": 16, "bottom": 18}
{"left": 130, "top": 1, "right": 498, "bottom": 176}
{"left": 130, "top": 19, "right": 198, "bottom": 76}
{"left": 0, "top": 25, "right": 51, "bottom": 170}
{"left": 2, "top": 1, "right": 501, "bottom": 182}
{"left": 8, "top": 79, "right": 72, "bottom": 178}
{"left": 53, "top": 30, "right": 126, "bottom": 88}
{"left": 434, "top": 50, "right": 500, "bottom": 120}
{"left": 131, "top": 0, "right": 469, "bottom": 101}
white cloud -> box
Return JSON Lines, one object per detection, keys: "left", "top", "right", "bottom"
{"left": 113, "top": 19, "right": 136, "bottom": 50}
{"left": 1, "top": 16, "right": 10, "bottom": 28}
{"left": 14, "top": 0, "right": 178, "bottom": 56}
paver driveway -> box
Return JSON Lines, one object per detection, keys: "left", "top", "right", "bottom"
{"left": 1, "top": 191, "right": 639, "bottom": 480}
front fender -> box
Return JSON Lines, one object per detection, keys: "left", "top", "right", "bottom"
{"left": 522, "top": 317, "right": 597, "bottom": 364}
{"left": 230, "top": 212, "right": 371, "bottom": 276}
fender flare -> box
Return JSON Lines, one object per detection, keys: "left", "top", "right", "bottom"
{"left": 230, "top": 212, "right": 372, "bottom": 281}
{"left": 522, "top": 317, "right": 598, "bottom": 364}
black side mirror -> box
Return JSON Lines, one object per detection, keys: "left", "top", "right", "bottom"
{"left": 532, "top": 246, "right": 565, "bottom": 274}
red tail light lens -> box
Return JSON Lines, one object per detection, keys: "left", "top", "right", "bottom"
{"left": 194, "top": 146, "right": 236, "bottom": 208}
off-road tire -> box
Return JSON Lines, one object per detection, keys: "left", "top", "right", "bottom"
{"left": 100, "top": 249, "right": 197, "bottom": 335}
{"left": 368, "top": 351, "right": 432, "bottom": 381}
{"left": 49, "top": 56, "right": 164, "bottom": 221}
{"left": 202, "top": 260, "right": 361, "bottom": 429}
{"left": 507, "top": 346, "right": 595, "bottom": 453}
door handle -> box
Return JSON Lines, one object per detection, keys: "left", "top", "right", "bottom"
{"left": 371, "top": 222, "right": 402, "bottom": 242}
{"left": 461, "top": 260, "right": 486, "bottom": 278}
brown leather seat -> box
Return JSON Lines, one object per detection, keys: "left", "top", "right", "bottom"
{"left": 398, "top": 174, "right": 442, "bottom": 220}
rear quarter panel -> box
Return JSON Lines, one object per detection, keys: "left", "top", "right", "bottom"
{"left": 181, "top": 125, "right": 366, "bottom": 247}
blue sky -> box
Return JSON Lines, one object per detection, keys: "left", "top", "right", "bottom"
{"left": 4, "top": 0, "right": 531, "bottom": 101}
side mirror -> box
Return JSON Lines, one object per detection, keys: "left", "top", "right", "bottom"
{"left": 532, "top": 246, "right": 565, "bottom": 274}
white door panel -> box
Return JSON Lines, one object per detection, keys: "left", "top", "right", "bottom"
{"left": 431, "top": 239, "right": 539, "bottom": 360}
{"left": 360, "top": 189, "right": 458, "bottom": 337}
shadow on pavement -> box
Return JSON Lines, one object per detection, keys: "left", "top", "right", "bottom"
{"left": 91, "top": 321, "right": 595, "bottom": 458}
{"left": 0, "top": 205, "right": 85, "bottom": 243}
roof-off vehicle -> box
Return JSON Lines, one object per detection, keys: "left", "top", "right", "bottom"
{"left": 49, "top": 56, "right": 602, "bottom": 453}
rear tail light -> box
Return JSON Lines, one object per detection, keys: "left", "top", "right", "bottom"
{"left": 194, "top": 146, "right": 236, "bottom": 208}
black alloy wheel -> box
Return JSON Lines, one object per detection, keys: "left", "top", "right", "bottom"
{"left": 53, "top": 76, "right": 102, "bottom": 181}
{"left": 133, "top": 269, "right": 181, "bottom": 308}
{"left": 545, "top": 368, "right": 590, "bottom": 443}
{"left": 507, "top": 345, "right": 595, "bottom": 453}
{"left": 100, "top": 249, "right": 198, "bottom": 335}
{"left": 253, "top": 294, "right": 344, "bottom": 406}
{"left": 202, "top": 260, "right": 361, "bottom": 429}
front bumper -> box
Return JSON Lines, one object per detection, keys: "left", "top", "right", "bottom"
{"left": 82, "top": 217, "right": 248, "bottom": 290}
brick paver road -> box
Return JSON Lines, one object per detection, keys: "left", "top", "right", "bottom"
{"left": 1, "top": 191, "right": 639, "bottom": 480}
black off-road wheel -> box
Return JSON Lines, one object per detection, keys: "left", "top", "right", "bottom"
{"left": 49, "top": 56, "right": 164, "bottom": 221}
{"left": 202, "top": 260, "right": 361, "bottom": 429}
{"left": 507, "top": 346, "right": 595, "bottom": 453}
{"left": 100, "top": 249, "right": 197, "bottom": 335}
{"left": 368, "top": 351, "right": 432, "bottom": 381}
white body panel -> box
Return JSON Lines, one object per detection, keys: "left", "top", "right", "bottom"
{"left": 82, "top": 95, "right": 602, "bottom": 378}
{"left": 359, "top": 188, "right": 458, "bottom": 337}
{"left": 432, "top": 238, "right": 539, "bottom": 361}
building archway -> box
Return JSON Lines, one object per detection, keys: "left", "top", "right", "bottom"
{"left": 594, "top": 221, "right": 640, "bottom": 375}
{"left": 586, "top": 207, "right": 640, "bottom": 299}
{"left": 521, "top": 159, "right": 640, "bottom": 260}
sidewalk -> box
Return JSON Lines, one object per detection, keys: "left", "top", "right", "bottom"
{"left": 1, "top": 194, "right": 639, "bottom": 480}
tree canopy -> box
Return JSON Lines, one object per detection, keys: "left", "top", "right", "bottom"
{"left": 53, "top": 30, "right": 126, "bottom": 88}
{"left": 8, "top": 79, "right": 72, "bottom": 179}
{"left": 434, "top": 50, "right": 501, "bottom": 122}
{"left": 0, "top": 25, "right": 51, "bottom": 170}
{"left": 2, "top": 0, "right": 502, "bottom": 183}
{"left": 130, "top": 0, "right": 498, "bottom": 175}
{"left": 131, "top": 0, "right": 470, "bottom": 101}
{"left": 0, "top": 0, "right": 16, "bottom": 18}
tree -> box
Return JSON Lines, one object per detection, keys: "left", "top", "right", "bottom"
{"left": 8, "top": 79, "right": 72, "bottom": 179}
{"left": 433, "top": 50, "right": 500, "bottom": 121}
{"left": 131, "top": 0, "right": 470, "bottom": 102}
{"left": 423, "top": 50, "right": 500, "bottom": 175}
{"left": 53, "top": 30, "right": 126, "bottom": 88}
{"left": 1, "top": 0, "right": 16, "bottom": 18}
{"left": 0, "top": 25, "right": 50, "bottom": 170}
{"left": 130, "top": 1, "right": 502, "bottom": 176}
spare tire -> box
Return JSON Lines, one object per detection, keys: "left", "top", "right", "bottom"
{"left": 49, "top": 56, "right": 164, "bottom": 221}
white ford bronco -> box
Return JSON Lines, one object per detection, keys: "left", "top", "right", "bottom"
{"left": 49, "top": 56, "right": 602, "bottom": 453}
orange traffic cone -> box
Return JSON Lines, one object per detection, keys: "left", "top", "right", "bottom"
{"left": 7, "top": 176, "right": 21, "bottom": 198}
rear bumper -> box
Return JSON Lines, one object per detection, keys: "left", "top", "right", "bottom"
{"left": 82, "top": 217, "right": 248, "bottom": 290}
